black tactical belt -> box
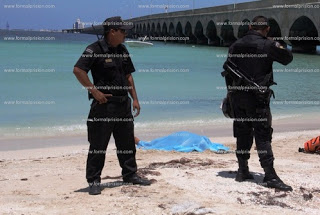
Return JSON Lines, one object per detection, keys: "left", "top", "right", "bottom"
{"left": 107, "top": 95, "right": 128, "bottom": 103}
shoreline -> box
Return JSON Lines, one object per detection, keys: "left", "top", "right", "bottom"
{"left": 1, "top": 128, "right": 319, "bottom": 160}
{"left": 0, "top": 113, "right": 319, "bottom": 151}
{"left": 0, "top": 126, "right": 319, "bottom": 155}
{"left": 0, "top": 113, "right": 320, "bottom": 152}
{"left": 0, "top": 112, "right": 320, "bottom": 140}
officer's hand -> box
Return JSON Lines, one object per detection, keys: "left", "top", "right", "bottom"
{"left": 132, "top": 100, "right": 140, "bottom": 117}
{"left": 92, "top": 90, "right": 112, "bottom": 104}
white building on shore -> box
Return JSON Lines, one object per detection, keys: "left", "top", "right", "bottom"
{"left": 73, "top": 18, "right": 85, "bottom": 29}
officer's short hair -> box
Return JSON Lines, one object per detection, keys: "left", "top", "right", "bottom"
{"left": 251, "top": 16, "right": 269, "bottom": 30}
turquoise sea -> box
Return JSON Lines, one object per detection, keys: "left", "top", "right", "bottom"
{"left": 0, "top": 30, "right": 319, "bottom": 138}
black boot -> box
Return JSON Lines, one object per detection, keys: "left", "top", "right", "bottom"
{"left": 235, "top": 158, "right": 254, "bottom": 182}
{"left": 263, "top": 167, "right": 292, "bottom": 191}
{"left": 89, "top": 180, "right": 101, "bottom": 195}
{"left": 123, "top": 174, "right": 152, "bottom": 186}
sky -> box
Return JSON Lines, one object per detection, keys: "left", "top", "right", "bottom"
{"left": 0, "top": 0, "right": 258, "bottom": 30}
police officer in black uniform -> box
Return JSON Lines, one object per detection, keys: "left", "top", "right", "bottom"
{"left": 73, "top": 16, "right": 151, "bottom": 195}
{"left": 224, "top": 16, "right": 293, "bottom": 191}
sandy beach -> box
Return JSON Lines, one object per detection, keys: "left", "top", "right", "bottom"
{"left": 1, "top": 119, "right": 320, "bottom": 215}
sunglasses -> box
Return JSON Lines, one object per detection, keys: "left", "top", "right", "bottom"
{"left": 115, "top": 29, "right": 126, "bottom": 33}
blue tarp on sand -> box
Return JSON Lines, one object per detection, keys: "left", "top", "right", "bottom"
{"left": 137, "top": 131, "right": 229, "bottom": 153}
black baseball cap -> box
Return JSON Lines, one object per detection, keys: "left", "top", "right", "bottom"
{"left": 103, "top": 16, "right": 134, "bottom": 31}
{"left": 251, "top": 16, "right": 269, "bottom": 30}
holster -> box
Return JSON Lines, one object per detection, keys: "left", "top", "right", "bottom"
{"left": 88, "top": 80, "right": 112, "bottom": 100}
{"left": 255, "top": 88, "right": 274, "bottom": 106}
{"left": 221, "top": 91, "right": 235, "bottom": 119}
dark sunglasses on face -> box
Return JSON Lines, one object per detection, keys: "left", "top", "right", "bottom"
{"left": 116, "top": 29, "right": 126, "bottom": 33}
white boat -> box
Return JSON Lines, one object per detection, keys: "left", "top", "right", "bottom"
{"left": 125, "top": 40, "right": 153, "bottom": 47}
{"left": 125, "top": 36, "right": 153, "bottom": 47}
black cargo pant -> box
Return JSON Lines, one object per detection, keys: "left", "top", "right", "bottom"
{"left": 232, "top": 91, "right": 274, "bottom": 168}
{"left": 86, "top": 97, "right": 137, "bottom": 183}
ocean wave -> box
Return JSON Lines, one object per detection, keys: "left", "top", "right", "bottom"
{"left": 0, "top": 124, "right": 87, "bottom": 139}
{"left": 135, "top": 118, "right": 232, "bottom": 128}
{"left": 0, "top": 113, "right": 316, "bottom": 139}
{"left": 0, "top": 118, "right": 232, "bottom": 138}
{"left": 272, "top": 114, "right": 303, "bottom": 120}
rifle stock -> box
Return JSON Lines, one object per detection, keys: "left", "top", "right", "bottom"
{"left": 223, "top": 59, "right": 267, "bottom": 93}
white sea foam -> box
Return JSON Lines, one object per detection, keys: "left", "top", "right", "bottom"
{"left": 0, "top": 113, "right": 316, "bottom": 139}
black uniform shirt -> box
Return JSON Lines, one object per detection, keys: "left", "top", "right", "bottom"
{"left": 228, "top": 30, "right": 293, "bottom": 85}
{"left": 75, "top": 39, "right": 135, "bottom": 96}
